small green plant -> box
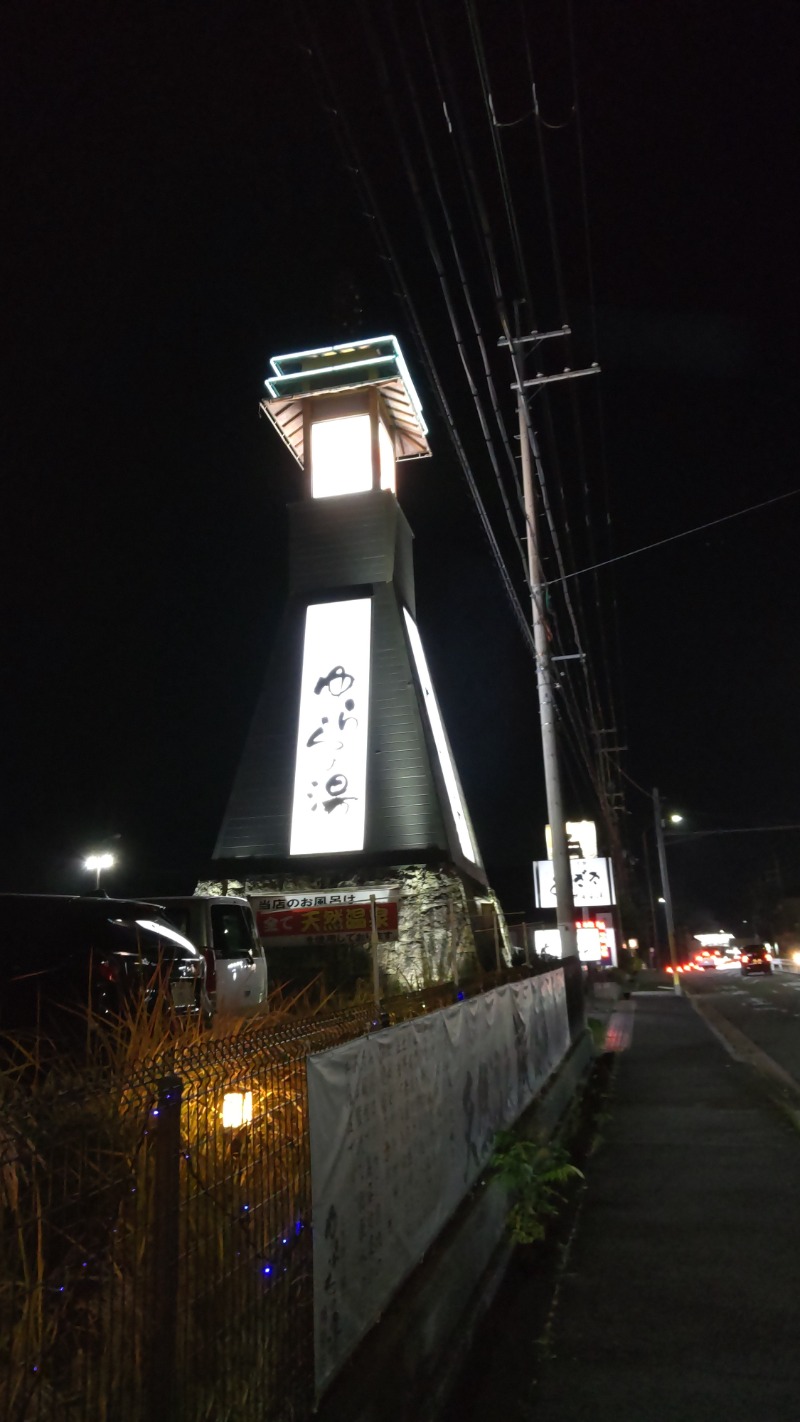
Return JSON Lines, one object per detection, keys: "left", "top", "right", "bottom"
{"left": 492, "top": 1131, "right": 584, "bottom": 1245}
{"left": 586, "top": 1016, "right": 607, "bottom": 1051}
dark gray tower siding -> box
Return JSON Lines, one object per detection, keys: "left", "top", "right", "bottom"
{"left": 213, "top": 489, "right": 485, "bottom": 886}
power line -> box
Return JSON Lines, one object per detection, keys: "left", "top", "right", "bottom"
{"left": 519, "top": 6, "right": 622, "bottom": 820}
{"left": 297, "top": 4, "right": 619, "bottom": 829}
{"left": 295, "top": 1, "right": 538, "bottom": 661}
{"left": 464, "top": 2, "right": 620, "bottom": 836}
{"left": 544, "top": 487, "right": 800, "bottom": 586}
{"left": 378, "top": 1, "right": 530, "bottom": 586}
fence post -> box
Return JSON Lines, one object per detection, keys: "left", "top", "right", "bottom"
{"left": 450, "top": 898, "right": 459, "bottom": 989}
{"left": 493, "top": 905, "right": 502, "bottom": 974}
{"left": 370, "top": 895, "right": 380, "bottom": 1010}
{"left": 146, "top": 1073, "right": 183, "bottom": 1422}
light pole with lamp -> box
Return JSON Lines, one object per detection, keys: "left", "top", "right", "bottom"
{"left": 84, "top": 852, "right": 115, "bottom": 891}
{"left": 653, "top": 789, "right": 682, "bottom": 994}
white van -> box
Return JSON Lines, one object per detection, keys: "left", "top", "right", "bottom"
{"left": 154, "top": 895, "right": 268, "bottom": 1017}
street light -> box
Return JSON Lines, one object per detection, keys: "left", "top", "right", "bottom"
{"left": 669, "top": 813, "right": 684, "bottom": 824}
{"left": 84, "top": 852, "right": 114, "bottom": 890}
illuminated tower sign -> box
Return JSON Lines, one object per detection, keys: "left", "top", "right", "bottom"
{"left": 212, "top": 336, "right": 485, "bottom": 885}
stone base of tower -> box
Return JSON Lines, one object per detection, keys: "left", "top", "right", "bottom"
{"left": 196, "top": 864, "right": 510, "bottom": 994}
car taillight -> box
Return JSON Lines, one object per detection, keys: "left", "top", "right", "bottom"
{"left": 97, "top": 960, "right": 118, "bottom": 983}
{"left": 203, "top": 948, "right": 216, "bottom": 994}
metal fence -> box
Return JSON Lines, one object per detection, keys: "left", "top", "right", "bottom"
{"left": 0, "top": 1012, "right": 362, "bottom": 1422}
{"left": 0, "top": 961, "right": 579, "bottom": 1422}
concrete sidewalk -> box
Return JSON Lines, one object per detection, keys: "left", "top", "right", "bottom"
{"left": 450, "top": 990, "right": 800, "bottom": 1422}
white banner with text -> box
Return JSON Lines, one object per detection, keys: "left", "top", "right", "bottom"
{"left": 307, "top": 972, "right": 570, "bottom": 1393}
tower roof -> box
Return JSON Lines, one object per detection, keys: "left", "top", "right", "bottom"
{"left": 260, "top": 335, "right": 431, "bottom": 467}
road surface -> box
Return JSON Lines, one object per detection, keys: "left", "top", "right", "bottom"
{"left": 686, "top": 964, "right": 800, "bottom": 1091}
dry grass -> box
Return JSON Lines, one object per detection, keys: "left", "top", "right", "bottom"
{"left": 0, "top": 982, "right": 327, "bottom": 1422}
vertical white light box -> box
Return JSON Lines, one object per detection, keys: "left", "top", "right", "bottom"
{"left": 310, "top": 415, "right": 372, "bottom": 498}
{"left": 403, "top": 608, "right": 478, "bottom": 866}
{"left": 290, "top": 598, "right": 373, "bottom": 855}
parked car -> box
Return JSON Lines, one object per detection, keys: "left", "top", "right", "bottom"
{"left": 740, "top": 944, "right": 772, "bottom": 977}
{"left": 151, "top": 896, "right": 268, "bottom": 1016}
{"left": 0, "top": 894, "right": 208, "bottom": 1034}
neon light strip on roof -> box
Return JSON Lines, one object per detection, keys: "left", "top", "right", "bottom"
{"left": 269, "top": 334, "right": 400, "bottom": 373}
{"left": 265, "top": 354, "right": 397, "bottom": 399}
{"left": 266, "top": 335, "right": 428, "bottom": 433}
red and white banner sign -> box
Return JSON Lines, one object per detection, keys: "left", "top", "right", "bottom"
{"left": 251, "top": 889, "right": 398, "bottom": 945}
{"left": 256, "top": 901, "right": 398, "bottom": 940}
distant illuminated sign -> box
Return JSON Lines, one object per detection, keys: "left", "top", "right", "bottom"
{"left": 693, "top": 933, "right": 733, "bottom": 948}
{"left": 290, "top": 598, "right": 372, "bottom": 855}
{"left": 534, "top": 920, "right": 617, "bottom": 967}
{"left": 533, "top": 857, "right": 616, "bottom": 908}
{"left": 403, "top": 609, "right": 478, "bottom": 866}
{"left": 545, "top": 820, "right": 598, "bottom": 861}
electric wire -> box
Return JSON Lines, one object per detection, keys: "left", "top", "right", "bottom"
{"left": 293, "top": 1, "right": 539, "bottom": 663}
{"left": 566, "top": 0, "right": 629, "bottom": 808}
{"left": 396, "top": 3, "right": 608, "bottom": 826}
{"left": 373, "top": 0, "right": 530, "bottom": 589}
{"left": 462, "top": 0, "right": 605, "bottom": 736}
{"left": 297, "top": 3, "right": 617, "bottom": 831}
{"left": 543, "top": 487, "right": 800, "bottom": 585}
{"left": 465, "top": 0, "right": 535, "bottom": 325}
{"left": 519, "top": 7, "right": 618, "bottom": 766}
{"left": 512, "top": 4, "right": 628, "bottom": 841}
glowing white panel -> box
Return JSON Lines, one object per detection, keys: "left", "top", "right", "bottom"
{"left": 533, "top": 929, "right": 562, "bottom": 957}
{"left": 545, "top": 820, "right": 598, "bottom": 861}
{"left": 533, "top": 857, "right": 615, "bottom": 908}
{"left": 290, "top": 599, "right": 372, "bottom": 855}
{"left": 311, "top": 415, "right": 372, "bottom": 498}
{"left": 378, "top": 418, "right": 396, "bottom": 493}
{"left": 403, "top": 609, "right": 477, "bottom": 866}
{"left": 534, "top": 924, "right": 617, "bottom": 967}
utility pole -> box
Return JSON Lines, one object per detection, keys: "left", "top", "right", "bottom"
{"left": 653, "top": 787, "right": 681, "bottom": 994}
{"left": 503, "top": 330, "right": 598, "bottom": 960}
{"left": 642, "top": 828, "right": 659, "bottom": 962}
{"left": 501, "top": 327, "right": 599, "bottom": 958}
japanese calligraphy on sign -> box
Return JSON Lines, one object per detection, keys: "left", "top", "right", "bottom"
{"left": 533, "top": 857, "right": 616, "bottom": 909}
{"left": 290, "top": 598, "right": 373, "bottom": 856}
{"left": 255, "top": 901, "right": 398, "bottom": 941}
{"left": 251, "top": 887, "right": 398, "bottom": 944}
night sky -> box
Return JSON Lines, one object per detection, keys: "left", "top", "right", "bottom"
{"left": 3, "top": 1, "right": 799, "bottom": 934}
